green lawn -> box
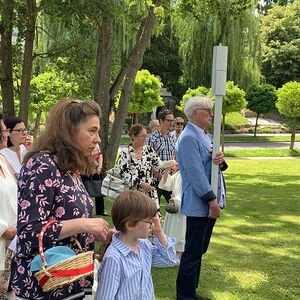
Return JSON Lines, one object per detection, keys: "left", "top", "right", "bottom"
{"left": 225, "top": 149, "right": 300, "bottom": 157}
{"left": 151, "top": 159, "right": 300, "bottom": 300}
{"left": 224, "top": 135, "right": 300, "bottom": 143}
{"left": 98, "top": 159, "right": 300, "bottom": 300}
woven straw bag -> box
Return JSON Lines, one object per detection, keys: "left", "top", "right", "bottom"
{"left": 34, "top": 220, "right": 94, "bottom": 292}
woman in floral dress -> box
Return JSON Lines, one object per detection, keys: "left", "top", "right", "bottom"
{"left": 10, "top": 99, "right": 109, "bottom": 300}
{"left": 119, "top": 124, "right": 176, "bottom": 210}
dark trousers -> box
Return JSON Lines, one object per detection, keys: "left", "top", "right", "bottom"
{"left": 81, "top": 174, "right": 105, "bottom": 215}
{"left": 176, "top": 217, "right": 216, "bottom": 300}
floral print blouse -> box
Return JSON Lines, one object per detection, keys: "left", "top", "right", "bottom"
{"left": 11, "top": 153, "right": 94, "bottom": 300}
{"left": 119, "top": 145, "right": 164, "bottom": 209}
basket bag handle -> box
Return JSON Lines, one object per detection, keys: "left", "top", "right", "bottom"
{"left": 38, "top": 219, "right": 93, "bottom": 279}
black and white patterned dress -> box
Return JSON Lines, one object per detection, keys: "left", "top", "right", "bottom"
{"left": 119, "top": 145, "right": 164, "bottom": 209}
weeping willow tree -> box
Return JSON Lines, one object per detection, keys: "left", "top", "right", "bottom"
{"left": 172, "top": 0, "right": 262, "bottom": 90}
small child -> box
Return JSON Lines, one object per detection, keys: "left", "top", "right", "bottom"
{"left": 95, "top": 190, "right": 177, "bottom": 300}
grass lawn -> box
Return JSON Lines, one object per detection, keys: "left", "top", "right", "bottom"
{"left": 225, "top": 149, "right": 300, "bottom": 157}
{"left": 99, "top": 159, "right": 300, "bottom": 300}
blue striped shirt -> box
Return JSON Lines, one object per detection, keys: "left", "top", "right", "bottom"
{"left": 95, "top": 233, "right": 176, "bottom": 300}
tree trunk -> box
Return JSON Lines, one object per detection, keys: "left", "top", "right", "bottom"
{"left": 289, "top": 117, "right": 296, "bottom": 150}
{"left": 254, "top": 113, "right": 260, "bottom": 137}
{"left": 221, "top": 113, "right": 225, "bottom": 152}
{"left": 0, "top": 0, "right": 15, "bottom": 117}
{"left": 94, "top": 2, "right": 113, "bottom": 164}
{"left": 19, "top": 0, "right": 37, "bottom": 126}
{"left": 104, "top": 1, "right": 159, "bottom": 170}
{"left": 33, "top": 109, "right": 42, "bottom": 138}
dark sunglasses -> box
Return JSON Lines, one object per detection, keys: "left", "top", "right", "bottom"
{"left": 176, "top": 122, "right": 184, "bottom": 125}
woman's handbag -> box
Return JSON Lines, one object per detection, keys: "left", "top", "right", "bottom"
{"left": 101, "top": 167, "right": 130, "bottom": 199}
{"left": 165, "top": 198, "right": 179, "bottom": 214}
{"left": 82, "top": 175, "right": 103, "bottom": 198}
{"left": 31, "top": 220, "right": 94, "bottom": 292}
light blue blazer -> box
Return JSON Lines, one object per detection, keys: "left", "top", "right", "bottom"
{"left": 176, "top": 122, "right": 227, "bottom": 217}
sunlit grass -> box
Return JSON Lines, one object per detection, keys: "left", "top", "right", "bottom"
{"left": 151, "top": 159, "right": 300, "bottom": 300}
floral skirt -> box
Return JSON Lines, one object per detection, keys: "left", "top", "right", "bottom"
{"left": 0, "top": 248, "right": 15, "bottom": 300}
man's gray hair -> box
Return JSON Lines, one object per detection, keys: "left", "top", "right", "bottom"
{"left": 184, "top": 96, "right": 213, "bottom": 121}
{"left": 149, "top": 119, "right": 159, "bottom": 129}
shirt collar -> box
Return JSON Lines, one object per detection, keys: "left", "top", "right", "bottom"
{"left": 188, "top": 122, "right": 208, "bottom": 136}
{"left": 112, "top": 232, "right": 142, "bottom": 257}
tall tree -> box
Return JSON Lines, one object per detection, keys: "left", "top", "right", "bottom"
{"left": 172, "top": 0, "right": 261, "bottom": 90}
{"left": 261, "top": 2, "right": 300, "bottom": 88}
{"left": 0, "top": 0, "right": 15, "bottom": 116}
{"left": 105, "top": 0, "right": 162, "bottom": 170}
{"left": 276, "top": 81, "right": 300, "bottom": 149}
{"left": 19, "top": 0, "right": 39, "bottom": 125}
{"left": 246, "top": 84, "right": 277, "bottom": 136}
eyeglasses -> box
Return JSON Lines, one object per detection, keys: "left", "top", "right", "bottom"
{"left": 164, "top": 119, "right": 174, "bottom": 123}
{"left": 176, "top": 122, "right": 184, "bottom": 125}
{"left": 140, "top": 220, "right": 153, "bottom": 226}
{"left": 195, "top": 108, "right": 213, "bottom": 114}
{"left": 1, "top": 129, "right": 10, "bottom": 134}
{"left": 12, "top": 129, "right": 27, "bottom": 134}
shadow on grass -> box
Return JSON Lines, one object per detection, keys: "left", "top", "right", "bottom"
{"left": 153, "top": 161, "right": 300, "bottom": 300}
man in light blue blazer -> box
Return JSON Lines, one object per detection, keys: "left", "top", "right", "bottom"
{"left": 176, "top": 96, "right": 228, "bottom": 300}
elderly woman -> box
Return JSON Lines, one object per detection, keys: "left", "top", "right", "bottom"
{"left": 0, "top": 114, "right": 17, "bottom": 299}
{"left": 119, "top": 124, "right": 176, "bottom": 210}
{"left": 0, "top": 116, "right": 28, "bottom": 177}
{"left": 10, "top": 99, "right": 109, "bottom": 300}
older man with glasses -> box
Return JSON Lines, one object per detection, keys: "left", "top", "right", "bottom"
{"left": 175, "top": 96, "right": 228, "bottom": 300}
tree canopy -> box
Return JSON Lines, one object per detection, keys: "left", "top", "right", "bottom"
{"left": 261, "top": 2, "right": 300, "bottom": 87}
{"left": 246, "top": 84, "right": 277, "bottom": 136}
{"left": 277, "top": 81, "right": 300, "bottom": 149}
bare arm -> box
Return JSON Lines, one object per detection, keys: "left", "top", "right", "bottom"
{"left": 59, "top": 218, "right": 109, "bottom": 242}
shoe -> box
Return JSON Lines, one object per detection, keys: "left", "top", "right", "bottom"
{"left": 195, "top": 296, "right": 211, "bottom": 300}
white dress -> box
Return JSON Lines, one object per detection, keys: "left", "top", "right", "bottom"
{"left": 160, "top": 171, "right": 186, "bottom": 252}
{"left": 0, "top": 144, "right": 27, "bottom": 177}
{"left": 0, "top": 155, "right": 17, "bottom": 270}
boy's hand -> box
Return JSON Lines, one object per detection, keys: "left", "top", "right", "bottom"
{"left": 151, "top": 214, "right": 168, "bottom": 247}
{"left": 150, "top": 215, "right": 163, "bottom": 235}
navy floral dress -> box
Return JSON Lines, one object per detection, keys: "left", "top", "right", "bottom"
{"left": 10, "top": 153, "right": 94, "bottom": 300}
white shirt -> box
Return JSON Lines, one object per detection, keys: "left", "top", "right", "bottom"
{"left": 0, "top": 144, "right": 27, "bottom": 177}
{"left": 0, "top": 154, "right": 17, "bottom": 270}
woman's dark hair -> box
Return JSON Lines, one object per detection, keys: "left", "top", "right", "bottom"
{"left": 4, "top": 116, "right": 23, "bottom": 147}
{"left": 128, "top": 124, "right": 145, "bottom": 140}
{"left": 24, "top": 98, "right": 101, "bottom": 175}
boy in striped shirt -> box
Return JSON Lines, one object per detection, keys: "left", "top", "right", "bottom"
{"left": 95, "top": 190, "right": 177, "bottom": 299}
